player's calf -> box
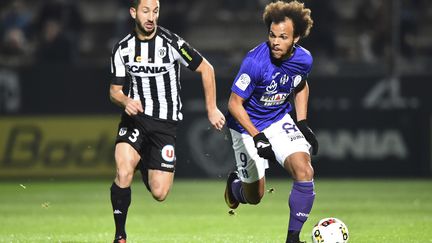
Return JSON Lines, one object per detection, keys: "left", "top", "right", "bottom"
{"left": 241, "top": 180, "right": 265, "bottom": 205}
{"left": 286, "top": 181, "right": 315, "bottom": 243}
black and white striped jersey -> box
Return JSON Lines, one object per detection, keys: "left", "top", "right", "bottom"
{"left": 110, "top": 26, "right": 203, "bottom": 121}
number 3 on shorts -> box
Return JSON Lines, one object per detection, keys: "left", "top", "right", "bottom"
{"left": 128, "top": 129, "right": 139, "bottom": 143}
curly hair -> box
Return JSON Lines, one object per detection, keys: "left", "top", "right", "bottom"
{"left": 263, "top": 0, "right": 313, "bottom": 39}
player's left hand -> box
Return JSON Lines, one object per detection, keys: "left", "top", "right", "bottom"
{"left": 297, "top": 119, "right": 319, "bottom": 155}
{"left": 208, "top": 108, "right": 225, "bottom": 131}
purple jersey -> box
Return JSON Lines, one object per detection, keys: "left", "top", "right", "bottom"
{"left": 227, "top": 42, "right": 313, "bottom": 134}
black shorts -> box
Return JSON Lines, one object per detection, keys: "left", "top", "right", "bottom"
{"left": 115, "top": 113, "right": 177, "bottom": 172}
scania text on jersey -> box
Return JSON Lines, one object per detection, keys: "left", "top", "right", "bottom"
{"left": 126, "top": 65, "right": 168, "bottom": 74}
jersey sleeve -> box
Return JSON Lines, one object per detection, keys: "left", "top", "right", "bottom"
{"left": 302, "top": 57, "right": 313, "bottom": 80}
{"left": 171, "top": 34, "right": 203, "bottom": 71}
{"left": 110, "top": 43, "right": 126, "bottom": 85}
{"left": 231, "top": 57, "right": 261, "bottom": 99}
{"left": 300, "top": 49, "right": 313, "bottom": 82}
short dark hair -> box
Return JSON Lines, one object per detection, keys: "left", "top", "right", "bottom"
{"left": 131, "top": 0, "right": 140, "bottom": 8}
{"left": 263, "top": 0, "right": 313, "bottom": 39}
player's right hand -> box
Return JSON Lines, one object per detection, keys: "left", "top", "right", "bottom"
{"left": 253, "top": 132, "right": 276, "bottom": 161}
{"left": 124, "top": 99, "right": 143, "bottom": 116}
{"left": 208, "top": 108, "right": 226, "bottom": 131}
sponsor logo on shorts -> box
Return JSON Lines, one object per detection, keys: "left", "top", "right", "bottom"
{"left": 161, "top": 163, "right": 174, "bottom": 168}
{"left": 119, "top": 127, "right": 127, "bottom": 136}
{"left": 161, "top": 145, "right": 175, "bottom": 162}
{"left": 289, "top": 134, "right": 305, "bottom": 142}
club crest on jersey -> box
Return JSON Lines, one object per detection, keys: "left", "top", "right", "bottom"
{"left": 119, "top": 127, "right": 127, "bottom": 136}
{"left": 158, "top": 47, "right": 167, "bottom": 58}
{"left": 260, "top": 92, "right": 289, "bottom": 106}
{"left": 280, "top": 74, "right": 289, "bottom": 85}
{"left": 161, "top": 145, "right": 175, "bottom": 162}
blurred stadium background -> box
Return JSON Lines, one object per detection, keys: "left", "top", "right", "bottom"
{"left": 0, "top": 0, "right": 432, "bottom": 242}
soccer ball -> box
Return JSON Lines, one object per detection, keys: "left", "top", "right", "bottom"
{"left": 311, "top": 217, "right": 349, "bottom": 243}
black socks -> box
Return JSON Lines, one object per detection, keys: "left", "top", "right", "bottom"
{"left": 110, "top": 182, "right": 131, "bottom": 239}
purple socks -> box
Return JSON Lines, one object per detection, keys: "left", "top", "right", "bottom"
{"left": 232, "top": 179, "right": 247, "bottom": 203}
{"left": 288, "top": 181, "right": 315, "bottom": 232}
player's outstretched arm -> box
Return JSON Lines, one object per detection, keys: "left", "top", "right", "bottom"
{"left": 195, "top": 58, "right": 225, "bottom": 130}
{"left": 110, "top": 84, "right": 143, "bottom": 116}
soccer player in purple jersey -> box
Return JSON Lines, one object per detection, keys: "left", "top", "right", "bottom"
{"left": 224, "top": 1, "right": 317, "bottom": 243}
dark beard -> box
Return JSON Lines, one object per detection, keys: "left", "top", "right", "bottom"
{"left": 269, "top": 41, "right": 295, "bottom": 65}
{"left": 135, "top": 22, "right": 155, "bottom": 37}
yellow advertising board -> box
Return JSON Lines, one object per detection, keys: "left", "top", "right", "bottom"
{"left": 0, "top": 115, "right": 119, "bottom": 178}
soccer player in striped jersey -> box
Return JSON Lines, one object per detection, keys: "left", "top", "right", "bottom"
{"left": 224, "top": 1, "right": 317, "bottom": 243}
{"left": 109, "top": 0, "right": 225, "bottom": 242}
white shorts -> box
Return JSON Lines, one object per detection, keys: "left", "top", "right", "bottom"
{"left": 230, "top": 113, "right": 311, "bottom": 183}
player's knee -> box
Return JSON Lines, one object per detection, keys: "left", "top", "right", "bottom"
{"left": 116, "top": 169, "right": 134, "bottom": 185}
{"left": 115, "top": 157, "right": 137, "bottom": 181}
{"left": 151, "top": 187, "right": 169, "bottom": 202}
{"left": 149, "top": 181, "right": 170, "bottom": 202}
{"left": 294, "top": 165, "right": 314, "bottom": 181}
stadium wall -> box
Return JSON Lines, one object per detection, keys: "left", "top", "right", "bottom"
{"left": 0, "top": 66, "right": 430, "bottom": 178}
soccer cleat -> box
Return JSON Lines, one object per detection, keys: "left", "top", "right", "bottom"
{"left": 286, "top": 239, "right": 305, "bottom": 243}
{"left": 286, "top": 231, "right": 305, "bottom": 243}
{"left": 113, "top": 236, "right": 126, "bottom": 243}
{"left": 224, "top": 171, "right": 240, "bottom": 209}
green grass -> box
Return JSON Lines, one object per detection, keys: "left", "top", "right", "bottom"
{"left": 1, "top": 179, "right": 432, "bottom": 243}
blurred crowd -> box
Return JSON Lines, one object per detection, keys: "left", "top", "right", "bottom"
{"left": 0, "top": 0, "right": 82, "bottom": 65}
{"left": 0, "top": 0, "right": 431, "bottom": 75}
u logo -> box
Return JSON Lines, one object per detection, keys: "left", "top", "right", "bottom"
{"left": 161, "top": 145, "right": 175, "bottom": 162}
{"left": 166, "top": 149, "right": 173, "bottom": 158}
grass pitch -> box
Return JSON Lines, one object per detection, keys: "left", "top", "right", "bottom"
{"left": 1, "top": 178, "right": 431, "bottom": 243}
